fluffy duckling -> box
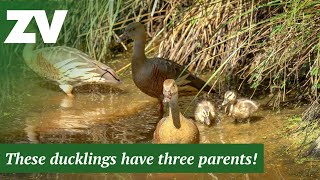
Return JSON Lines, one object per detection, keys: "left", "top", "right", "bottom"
{"left": 153, "top": 79, "right": 200, "bottom": 144}
{"left": 222, "top": 91, "right": 259, "bottom": 121}
{"left": 195, "top": 100, "right": 216, "bottom": 126}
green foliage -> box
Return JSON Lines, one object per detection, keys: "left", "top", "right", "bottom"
{"left": 288, "top": 115, "right": 303, "bottom": 123}
{"left": 284, "top": 113, "right": 320, "bottom": 160}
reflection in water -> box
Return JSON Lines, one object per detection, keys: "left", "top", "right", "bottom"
{"left": 23, "top": 78, "right": 158, "bottom": 144}
{"left": 59, "top": 96, "right": 74, "bottom": 108}
{"left": 1, "top": 59, "right": 320, "bottom": 179}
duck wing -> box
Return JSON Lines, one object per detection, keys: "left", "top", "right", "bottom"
{"left": 148, "top": 58, "right": 214, "bottom": 93}
{"left": 153, "top": 117, "right": 166, "bottom": 144}
{"left": 237, "top": 99, "right": 259, "bottom": 113}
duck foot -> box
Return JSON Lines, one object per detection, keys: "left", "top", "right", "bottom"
{"left": 59, "top": 84, "right": 74, "bottom": 97}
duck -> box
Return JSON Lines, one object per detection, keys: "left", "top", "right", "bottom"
{"left": 195, "top": 100, "right": 216, "bottom": 126}
{"left": 153, "top": 79, "right": 200, "bottom": 144}
{"left": 222, "top": 91, "right": 259, "bottom": 121}
{"left": 23, "top": 44, "right": 121, "bottom": 97}
{"left": 118, "top": 22, "right": 214, "bottom": 117}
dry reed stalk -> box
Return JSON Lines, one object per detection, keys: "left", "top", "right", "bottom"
{"left": 153, "top": 0, "right": 320, "bottom": 104}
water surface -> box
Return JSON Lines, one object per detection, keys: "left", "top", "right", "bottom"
{"left": 0, "top": 56, "right": 319, "bottom": 179}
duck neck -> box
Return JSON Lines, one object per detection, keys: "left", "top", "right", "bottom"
{"left": 23, "top": 44, "right": 35, "bottom": 64}
{"left": 168, "top": 95, "right": 181, "bottom": 129}
{"left": 132, "top": 37, "right": 147, "bottom": 70}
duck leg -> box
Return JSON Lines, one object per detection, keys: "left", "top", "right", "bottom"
{"left": 59, "top": 84, "right": 74, "bottom": 97}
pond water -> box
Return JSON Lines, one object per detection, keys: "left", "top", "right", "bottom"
{"left": 0, "top": 55, "right": 319, "bottom": 179}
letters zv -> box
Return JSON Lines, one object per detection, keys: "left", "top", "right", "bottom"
{"left": 4, "top": 10, "right": 68, "bottom": 43}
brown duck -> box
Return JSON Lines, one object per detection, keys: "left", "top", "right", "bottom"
{"left": 119, "top": 22, "right": 214, "bottom": 116}
{"left": 153, "top": 79, "right": 200, "bottom": 144}
{"left": 23, "top": 44, "right": 121, "bottom": 97}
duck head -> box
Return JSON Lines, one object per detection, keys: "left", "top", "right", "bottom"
{"left": 118, "top": 22, "right": 145, "bottom": 42}
{"left": 163, "top": 79, "right": 178, "bottom": 103}
{"left": 99, "top": 66, "right": 121, "bottom": 85}
{"left": 222, "top": 90, "right": 237, "bottom": 106}
{"left": 196, "top": 101, "right": 215, "bottom": 126}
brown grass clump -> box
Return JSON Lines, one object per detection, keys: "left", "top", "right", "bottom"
{"left": 2, "top": 0, "right": 319, "bottom": 105}
{"left": 157, "top": 0, "right": 320, "bottom": 103}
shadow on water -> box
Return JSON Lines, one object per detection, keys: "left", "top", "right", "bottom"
{"left": 0, "top": 57, "right": 320, "bottom": 179}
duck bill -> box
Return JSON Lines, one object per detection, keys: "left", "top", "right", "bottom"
{"left": 163, "top": 93, "right": 172, "bottom": 103}
{"left": 117, "top": 33, "right": 129, "bottom": 43}
{"left": 163, "top": 96, "right": 171, "bottom": 103}
{"left": 222, "top": 99, "right": 228, "bottom": 106}
{"left": 204, "top": 117, "right": 211, "bottom": 126}
{"left": 105, "top": 78, "right": 122, "bottom": 85}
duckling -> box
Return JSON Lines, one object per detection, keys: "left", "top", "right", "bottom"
{"left": 195, "top": 100, "right": 216, "bottom": 126}
{"left": 153, "top": 79, "right": 200, "bottom": 144}
{"left": 222, "top": 91, "right": 259, "bottom": 121}
{"left": 23, "top": 44, "right": 121, "bottom": 97}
